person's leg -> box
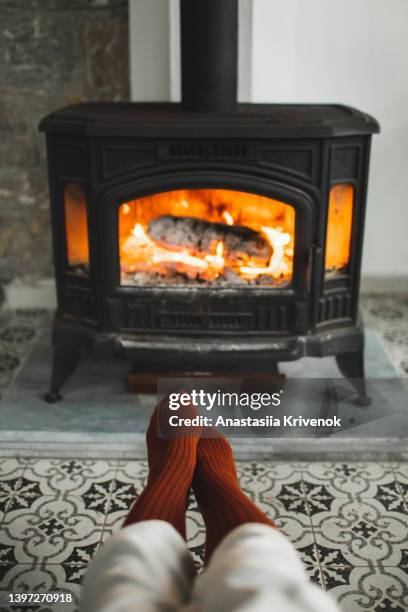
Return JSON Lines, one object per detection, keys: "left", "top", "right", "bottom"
{"left": 192, "top": 430, "right": 275, "bottom": 563}
{"left": 123, "top": 398, "right": 203, "bottom": 537}
{"left": 80, "top": 399, "right": 202, "bottom": 612}
{"left": 192, "top": 523, "right": 339, "bottom": 612}
{"left": 80, "top": 520, "right": 195, "bottom": 612}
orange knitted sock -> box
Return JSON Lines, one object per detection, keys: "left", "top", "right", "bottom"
{"left": 193, "top": 430, "right": 276, "bottom": 563}
{"left": 123, "top": 398, "right": 202, "bottom": 538}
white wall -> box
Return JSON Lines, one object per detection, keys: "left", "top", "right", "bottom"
{"left": 251, "top": 0, "right": 408, "bottom": 278}
{"left": 129, "top": 0, "right": 408, "bottom": 278}
{"left": 129, "top": 0, "right": 171, "bottom": 101}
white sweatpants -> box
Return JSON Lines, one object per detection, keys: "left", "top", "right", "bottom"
{"left": 80, "top": 521, "right": 339, "bottom": 612}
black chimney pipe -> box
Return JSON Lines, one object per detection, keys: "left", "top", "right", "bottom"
{"left": 180, "top": 0, "right": 238, "bottom": 113}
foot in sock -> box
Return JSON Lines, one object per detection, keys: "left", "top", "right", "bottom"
{"left": 193, "top": 428, "right": 276, "bottom": 563}
{"left": 123, "top": 397, "right": 202, "bottom": 538}
{"left": 145, "top": 390, "right": 192, "bottom": 470}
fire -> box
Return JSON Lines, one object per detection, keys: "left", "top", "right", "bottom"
{"left": 64, "top": 183, "right": 89, "bottom": 270}
{"left": 132, "top": 223, "right": 145, "bottom": 239}
{"left": 125, "top": 223, "right": 210, "bottom": 279}
{"left": 240, "top": 227, "right": 292, "bottom": 279}
{"left": 119, "top": 189, "right": 295, "bottom": 285}
{"left": 325, "top": 184, "right": 354, "bottom": 272}
{"left": 204, "top": 241, "right": 225, "bottom": 277}
{"left": 223, "top": 211, "right": 234, "bottom": 226}
{"left": 63, "top": 184, "right": 353, "bottom": 286}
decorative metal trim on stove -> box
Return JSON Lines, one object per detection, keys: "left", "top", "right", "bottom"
{"left": 318, "top": 293, "right": 353, "bottom": 324}
{"left": 159, "top": 141, "right": 257, "bottom": 160}
{"left": 158, "top": 311, "right": 254, "bottom": 331}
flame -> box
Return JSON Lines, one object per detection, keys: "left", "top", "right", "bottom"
{"left": 63, "top": 184, "right": 352, "bottom": 286}
{"left": 203, "top": 241, "right": 225, "bottom": 277}
{"left": 325, "top": 184, "right": 354, "bottom": 272}
{"left": 223, "top": 211, "right": 234, "bottom": 225}
{"left": 119, "top": 189, "right": 295, "bottom": 285}
{"left": 132, "top": 223, "right": 145, "bottom": 239}
{"left": 240, "top": 227, "right": 292, "bottom": 279}
{"left": 64, "top": 183, "right": 89, "bottom": 268}
{"left": 124, "top": 223, "right": 210, "bottom": 279}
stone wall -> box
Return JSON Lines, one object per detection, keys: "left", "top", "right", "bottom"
{"left": 0, "top": 0, "right": 129, "bottom": 295}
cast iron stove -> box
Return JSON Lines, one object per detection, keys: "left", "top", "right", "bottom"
{"left": 39, "top": 0, "right": 379, "bottom": 404}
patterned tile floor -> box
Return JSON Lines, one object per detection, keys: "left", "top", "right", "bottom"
{"left": 0, "top": 294, "right": 407, "bottom": 611}
{"left": 0, "top": 458, "right": 408, "bottom": 611}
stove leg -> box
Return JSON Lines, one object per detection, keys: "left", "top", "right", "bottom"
{"left": 44, "top": 347, "right": 82, "bottom": 403}
{"left": 271, "top": 362, "right": 279, "bottom": 375}
{"left": 335, "top": 350, "right": 371, "bottom": 406}
{"left": 44, "top": 316, "right": 95, "bottom": 403}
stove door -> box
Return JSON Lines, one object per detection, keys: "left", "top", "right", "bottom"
{"left": 102, "top": 172, "right": 316, "bottom": 336}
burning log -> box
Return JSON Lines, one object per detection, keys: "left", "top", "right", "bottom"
{"left": 147, "top": 215, "right": 272, "bottom": 266}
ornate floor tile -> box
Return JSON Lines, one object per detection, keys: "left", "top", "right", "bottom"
{"left": 105, "top": 478, "right": 140, "bottom": 514}
{"left": 260, "top": 470, "right": 340, "bottom": 521}
{"left": 1, "top": 495, "right": 105, "bottom": 566}
{"left": 0, "top": 563, "right": 80, "bottom": 612}
{"left": 317, "top": 543, "right": 354, "bottom": 570}
{"left": 325, "top": 565, "right": 408, "bottom": 612}
{"left": 22, "top": 459, "right": 118, "bottom": 497}
{"left": 114, "top": 460, "right": 149, "bottom": 488}
{"left": 107, "top": 463, "right": 149, "bottom": 528}
{"left": 293, "top": 538, "right": 321, "bottom": 570}
{"left": 321, "top": 565, "right": 355, "bottom": 593}
{"left": 1, "top": 456, "right": 405, "bottom": 612}
{"left": 0, "top": 457, "right": 26, "bottom": 480}
{"left": 60, "top": 563, "right": 88, "bottom": 589}
{"left": 0, "top": 475, "right": 44, "bottom": 517}
{"left": 304, "top": 563, "right": 324, "bottom": 587}
{"left": 393, "top": 463, "right": 408, "bottom": 499}
{"left": 0, "top": 542, "right": 18, "bottom": 567}
{"left": 101, "top": 479, "right": 143, "bottom": 533}
{"left": 299, "top": 462, "right": 397, "bottom": 500}
{"left": 85, "top": 478, "right": 140, "bottom": 523}
{"left": 257, "top": 495, "right": 316, "bottom": 570}
{"left": 237, "top": 461, "right": 303, "bottom": 500}
{"left": 186, "top": 495, "right": 206, "bottom": 568}
{"left": 254, "top": 465, "right": 307, "bottom": 515}
{"left": 374, "top": 481, "right": 408, "bottom": 513}
{"left": 265, "top": 481, "right": 310, "bottom": 516}
{"left": 302, "top": 481, "right": 337, "bottom": 516}
{"left": 312, "top": 498, "right": 408, "bottom": 567}
{"left": 61, "top": 541, "right": 100, "bottom": 571}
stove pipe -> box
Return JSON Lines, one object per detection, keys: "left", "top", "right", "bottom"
{"left": 180, "top": 0, "right": 238, "bottom": 113}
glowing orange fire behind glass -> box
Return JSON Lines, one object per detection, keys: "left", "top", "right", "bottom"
{"left": 119, "top": 189, "right": 295, "bottom": 286}
{"left": 64, "top": 182, "right": 89, "bottom": 275}
{"left": 325, "top": 184, "right": 354, "bottom": 274}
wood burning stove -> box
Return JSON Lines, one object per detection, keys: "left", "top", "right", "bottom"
{"left": 39, "top": 0, "right": 379, "bottom": 404}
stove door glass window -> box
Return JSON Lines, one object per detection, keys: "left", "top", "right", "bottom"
{"left": 64, "top": 182, "right": 89, "bottom": 276}
{"left": 325, "top": 184, "right": 354, "bottom": 276}
{"left": 118, "top": 188, "right": 295, "bottom": 287}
